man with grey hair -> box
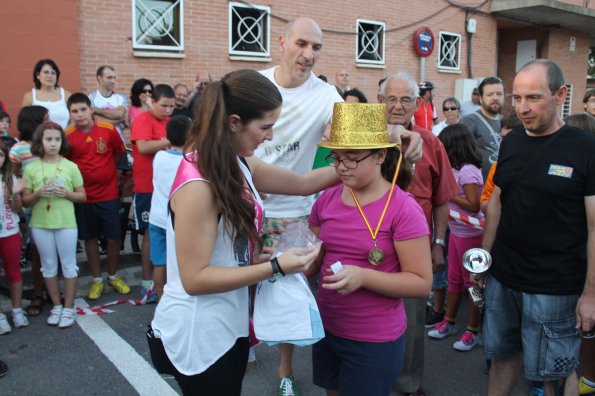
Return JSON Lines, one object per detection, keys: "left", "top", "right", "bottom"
{"left": 378, "top": 72, "right": 457, "bottom": 396}
{"left": 253, "top": 18, "right": 422, "bottom": 396}
{"left": 184, "top": 71, "right": 212, "bottom": 118}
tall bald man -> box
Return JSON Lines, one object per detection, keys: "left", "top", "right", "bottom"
{"left": 254, "top": 17, "right": 422, "bottom": 396}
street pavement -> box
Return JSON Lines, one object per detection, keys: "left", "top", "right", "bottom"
{"left": 0, "top": 239, "right": 530, "bottom": 395}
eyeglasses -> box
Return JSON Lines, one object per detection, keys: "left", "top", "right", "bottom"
{"left": 443, "top": 106, "right": 459, "bottom": 112}
{"left": 383, "top": 96, "right": 415, "bottom": 106}
{"left": 141, "top": 89, "right": 152, "bottom": 94}
{"left": 325, "top": 152, "right": 374, "bottom": 169}
{"left": 198, "top": 82, "right": 210, "bottom": 88}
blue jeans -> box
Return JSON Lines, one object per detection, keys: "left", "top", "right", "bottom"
{"left": 482, "top": 274, "right": 580, "bottom": 381}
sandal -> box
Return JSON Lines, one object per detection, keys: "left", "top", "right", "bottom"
{"left": 25, "top": 295, "right": 45, "bottom": 317}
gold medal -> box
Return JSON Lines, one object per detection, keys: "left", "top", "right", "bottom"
{"left": 368, "top": 247, "right": 385, "bottom": 265}
{"left": 350, "top": 150, "right": 403, "bottom": 267}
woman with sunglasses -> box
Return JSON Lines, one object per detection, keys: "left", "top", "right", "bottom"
{"left": 432, "top": 97, "right": 461, "bottom": 136}
{"left": 128, "top": 78, "right": 154, "bottom": 126}
{"left": 22, "top": 59, "right": 72, "bottom": 130}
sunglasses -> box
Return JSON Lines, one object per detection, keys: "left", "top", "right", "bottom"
{"left": 443, "top": 106, "right": 459, "bottom": 111}
{"left": 141, "top": 89, "right": 152, "bottom": 94}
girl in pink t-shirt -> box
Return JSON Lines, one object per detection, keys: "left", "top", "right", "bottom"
{"left": 308, "top": 139, "right": 432, "bottom": 396}
{"left": 429, "top": 123, "right": 484, "bottom": 352}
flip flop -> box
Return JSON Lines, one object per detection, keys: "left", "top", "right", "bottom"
{"left": 24, "top": 295, "right": 45, "bottom": 317}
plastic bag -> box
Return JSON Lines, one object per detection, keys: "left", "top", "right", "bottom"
{"left": 253, "top": 222, "right": 324, "bottom": 345}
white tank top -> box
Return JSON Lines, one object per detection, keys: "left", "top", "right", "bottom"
{"left": 151, "top": 156, "right": 264, "bottom": 376}
{"left": 32, "top": 88, "right": 70, "bottom": 130}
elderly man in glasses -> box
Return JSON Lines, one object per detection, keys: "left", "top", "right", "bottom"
{"left": 184, "top": 71, "right": 212, "bottom": 119}
{"left": 379, "top": 72, "right": 458, "bottom": 396}
{"left": 432, "top": 97, "right": 461, "bottom": 136}
{"left": 460, "top": 76, "right": 505, "bottom": 181}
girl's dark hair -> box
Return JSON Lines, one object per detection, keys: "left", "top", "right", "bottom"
{"left": 17, "top": 106, "right": 48, "bottom": 141}
{"left": 438, "top": 123, "right": 483, "bottom": 170}
{"left": 33, "top": 59, "right": 61, "bottom": 89}
{"left": 374, "top": 148, "right": 412, "bottom": 190}
{"left": 186, "top": 69, "right": 282, "bottom": 250}
{"left": 343, "top": 88, "right": 368, "bottom": 103}
{"left": 130, "top": 78, "right": 154, "bottom": 107}
{"left": 564, "top": 113, "right": 595, "bottom": 135}
{"left": 31, "top": 122, "right": 71, "bottom": 157}
{"left": 0, "top": 141, "right": 13, "bottom": 200}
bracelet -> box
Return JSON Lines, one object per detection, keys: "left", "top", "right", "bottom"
{"left": 433, "top": 238, "right": 446, "bottom": 247}
{"left": 271, "top": 257, "right": 285, "bottom": 276}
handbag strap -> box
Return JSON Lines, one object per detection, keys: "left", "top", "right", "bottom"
{"left": 501, "top": 127, "right": 566, "bottom": 203}
{"left": 472, "top": 112, "right": 501, "bottom": 150}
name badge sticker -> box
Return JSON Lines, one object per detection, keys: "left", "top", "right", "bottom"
{"left": 548, "top": 164, "right": 573, "bottom": 179}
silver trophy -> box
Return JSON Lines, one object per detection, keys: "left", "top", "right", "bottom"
{"left": 462, "top": 248, "right": 492, "bottom": 307}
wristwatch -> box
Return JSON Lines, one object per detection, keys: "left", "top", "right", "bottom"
{"left": 434, "top": 238, "right": 446, "bottom": 247}
{"left": 270, "top": 257, "right": 285, "bottom": 282}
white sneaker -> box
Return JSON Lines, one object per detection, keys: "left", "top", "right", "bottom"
{"left": 427, "top": 319, "right": 457, "bottom": 339}
{"left": 453, "top": 330, "right": 479, "bottom": 351}
{"left": 58, "top": 308, "right": 76, "bottom": 329}
{"left": 0, "top": 314, "right": 12, "bottom": 335}
{"left": 47, "top": 305, "right": 63, "bottom": 326}
{"left": 11, "top": 308, "right": 29, "bottom": 328}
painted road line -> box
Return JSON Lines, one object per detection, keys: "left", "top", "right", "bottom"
{"left": 75, "top": 298, "right": 178, "bottom": 395}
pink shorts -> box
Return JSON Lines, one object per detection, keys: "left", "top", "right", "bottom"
{"left": 447, "top": 233, "right": 483, "bottom": 293}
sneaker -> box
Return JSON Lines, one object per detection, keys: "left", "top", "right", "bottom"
{"left": 580, "top": 377, "right": 595, "bottom": 396}
{"left": 47, "top": 305, "right": 63, "bottom": 326}
{"left": 530, "top": 381, "right": 544, "bottom": 396}
{"left": 140, "top": 282, "right": 157, "bottom": 304}
{"left": 427, "top": 319, "right": 457, "bottom": 339}
{"left": 425, "top": 309, "right": 445, "bottom": 328}
{"left": 278, "top": 376, "right": 300, "bottom": 396}
{"left": 107, "top": 275, "right": 131, "bottom": 295}
{"left": 0, "top": 314, "right": 12, "bottom": 335}
{"left": 87, "top": 280, "right": 105, "bottom": 300}
{"left": 58, "top": 308, "right": 76, "bottom": 329}
{"left": 453, "top": 330, "right": 479, "bottom": 351}
{"left": 11, "top": 308, "right": 29, "bottom": 328}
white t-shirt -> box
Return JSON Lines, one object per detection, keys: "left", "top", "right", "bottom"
{"left": 0, "top": 177, "right": 21, "bottom": 238}
{"left": 149, "top": 149, "right": 184, "bottom": 228}
{"left": 432, "top": 120, "right": 447, "bottom": 136}
{"left": 460, "top": 100, "right": 481, "bottom": 118}
{"left": 152, "top": 158, "right": 261, "bottom": 376}
{"left": 88, "top": 90, "right": 129, "bottom": 143}
{"left": 255, "top": 67, "right": 343, "bottom": 218}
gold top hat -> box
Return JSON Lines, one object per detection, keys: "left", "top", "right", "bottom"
{"left": 318, "top": 103, "right": 396, "bottom": 150}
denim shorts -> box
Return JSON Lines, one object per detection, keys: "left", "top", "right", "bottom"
{"left": 482, "top": 274, "right": 580, "bottom": 381}
{"left": 313, "top": 331, "right": 405, "bottom": 396}
{"left": 432, "top": 266, "right": 448, "bottom": 289}
{"left": 149, "top": 224, "right": 166, "bottom": 266}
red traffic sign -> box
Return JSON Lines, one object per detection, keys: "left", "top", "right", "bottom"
{"left": 414, "top": 27, "right": 435, "bottom": 57}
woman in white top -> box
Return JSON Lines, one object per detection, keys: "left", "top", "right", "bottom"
{"left": 22, "top": 59, "right": 71, "bottom": 130}
{"left": 150, "top": 69, "right": 338, "bottom": 395}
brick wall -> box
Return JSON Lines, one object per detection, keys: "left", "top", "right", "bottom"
{"left": 498, "top": 27, "right": 590, "bottom": 114}
{"left": 77, "top": 0, "right": 498, "bottom": 115}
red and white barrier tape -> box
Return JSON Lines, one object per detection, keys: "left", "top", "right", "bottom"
{"left": 76, "top": 286, "right": 155, "bottom": 316}
{"left": 449, "top": 209, "right": 484, "bottom": 230}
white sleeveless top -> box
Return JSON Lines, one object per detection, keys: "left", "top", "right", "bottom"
{"left": 151, "top": 156, "right": 264, "bottom": 376}
{"left": 32, "top": 88, "right": 69, "bottom": 129}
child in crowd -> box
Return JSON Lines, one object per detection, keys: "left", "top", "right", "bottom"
{"left": 0, "top": 141, "right": 28, "bottom": 334}
{"left": 22, "top": 122, "right": 86, "bottom": 328}
{"left": 308, "top": 103, "right": 432, "bottom": 396}
{"left": 480, "top": 109, "right": 522, "bottom": 213}
{"left": 65, "top": 93, "right": 130, "bottom": 300}
{"left": 428, "top": 123, "right": 484, "bottom": 351}
{"left": 130, "top": 84, "right": 174, "bottom": 302}
{"left": 9, "top": 106, "right": 49, "bottom": 317}
{"left": 148, "top": 115, "right": 189, "bottom": 300}
{"left": 0, "top": 111, "right": 18, "bottom": 148}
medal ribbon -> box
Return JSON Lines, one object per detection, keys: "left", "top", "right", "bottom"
{"left": 350, "top": 149, "right": 403, "bottom": 242}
